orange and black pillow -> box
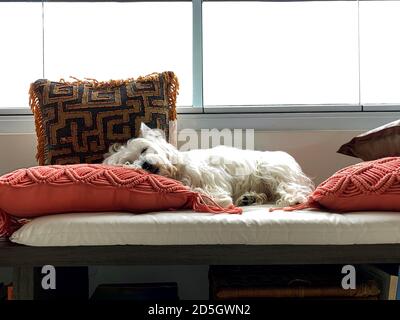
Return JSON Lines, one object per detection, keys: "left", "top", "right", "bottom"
{"left": 29, "top": 71, "right": 178, "bottom": 165}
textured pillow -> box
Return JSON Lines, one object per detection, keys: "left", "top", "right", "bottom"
{"left": 29, "top": 72, "right": 178, "bottom": 165}
{"left": 0, "top": 164, "right": 242, "bottom": 237}
{"left": 337, "top": 119, "right": 400, "bottom": 161}
{"left": 274, "top": 157, "right": 400, "bottom": 213}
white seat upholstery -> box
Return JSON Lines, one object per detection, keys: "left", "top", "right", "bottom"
{"left": 10, "top": 205, "right": 400, "bottom": 247}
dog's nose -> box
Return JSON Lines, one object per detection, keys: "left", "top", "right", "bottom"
{"left": 142, "top": 161, "right": 160, "bottom": 174}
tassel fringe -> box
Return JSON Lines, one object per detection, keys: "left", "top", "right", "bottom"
{"left": 0, "top": 210, "right": 29, "bottom": 239}
{"left": 191, "top": 193, "right": 243, "bottom": 214}
{"left": 59, "top": 76, "right": 135, "bottom": 89}
{"left": 29, "top": 82, "right": 47, "bottom": 165}
{"left": 269, "top": 197, "right": 321, "bottom": 212}
{"left": 164, "top": 71, "right": 179, "bottom": 121}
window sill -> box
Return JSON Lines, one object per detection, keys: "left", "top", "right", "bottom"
{"left": 0, "top": 109, "right": 399, "bottom": 134}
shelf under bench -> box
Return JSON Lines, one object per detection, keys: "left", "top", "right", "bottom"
{"left": 2, "top": 241, "right": 400, "bottom": 299}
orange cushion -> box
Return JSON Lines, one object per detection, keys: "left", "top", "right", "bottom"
{"left": 276, "top": 157, "right": 400, "bottom": 213}
{"left": 0, "top": 164, "right": 241, "bottom": 237}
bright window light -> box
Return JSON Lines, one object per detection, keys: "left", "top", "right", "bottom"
{"left": 203, "top": 1, "right": 359, "bottom": 106}
{"left": 44, "top": 2, "right": 192, "bottom": 107}
{"left": 360, "top": 1, "right": 400, "bottom": 104}
{"left": 0, "top": 3, "right": 42, "bottom": 109}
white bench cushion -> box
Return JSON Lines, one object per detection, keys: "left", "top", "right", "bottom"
{"left": 10, "top": 205, "right": 400, "bottom": 246}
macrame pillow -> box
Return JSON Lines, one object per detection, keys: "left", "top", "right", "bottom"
{"left": 0, "top": 164, "right": 242, "bottom": 238}
{"left": 275, "top": 157, "right": 400, "bottom": 213}
{"left": 29, "top": 72, "right": 179, "bottom": 165}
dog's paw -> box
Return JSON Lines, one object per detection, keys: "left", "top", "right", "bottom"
{"left": 215, "top": 196, "right": 234, "bottom": 208}
{"left": 275, "top": 194, "right": 307, "bottom": 207}
{"left": 236, "top": 195, "right": 256, "bottom": 206}
{"left": 235, "top": 193, "right": 268, "bottom": 206}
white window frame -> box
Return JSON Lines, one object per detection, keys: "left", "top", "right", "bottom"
{"left": 1, "top": 0, "right": 400, "bottom": 132}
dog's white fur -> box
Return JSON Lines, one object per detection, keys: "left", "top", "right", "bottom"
{"left": 103, "top": 123, "right": 314, "bottom": 207}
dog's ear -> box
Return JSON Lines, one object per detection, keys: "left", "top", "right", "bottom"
{"left": 103, "top": 142, "right": 122, "bottom": 159}
{"left": 140, "top": 122, "right": 166, "bottom": 140}
{"left": 139, "top": 122, "right": 152, "bottom": 137}
{"left": 109, "top": 142, "right": 122, "bottom": 153}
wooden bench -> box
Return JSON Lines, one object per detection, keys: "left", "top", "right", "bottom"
{"left": 2, "top": 239, "right": 400, "bottom": 299}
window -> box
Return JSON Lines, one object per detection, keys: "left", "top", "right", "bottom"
{"left": 0, "top": 1, "right": 191, "bottom": 109}
{"left": 44, "top": 2, "right": 192, "bottom": 107}
{"left": 0, "top": 2, "right": 42, "bottom": 109}
{"left": 203, "top": 1, "right": 359, "bottom": 106}
{"left": 360, "top": 1, "right": 400, "bottom": 108}
{"left": 1, "top": 0, "right": 400, "bottom": 113}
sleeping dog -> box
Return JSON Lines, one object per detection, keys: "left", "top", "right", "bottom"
{"left": 103, "top": 123, "right": 314, "bottom": 207}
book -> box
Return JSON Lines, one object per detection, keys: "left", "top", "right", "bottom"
{"left": 360, "top": 265, "right": 398, "bottom": 300}
{"left": 90, "top": 282, "right": 179, "bottom": 301}
{"left": 7, "top": 284, "right": 13, "bottom": 301}
{"left": 397, "top": 266, "right": 400, "bottom": 300}
{"left": 209, "top": 265, "right": 380, "bottom": 300}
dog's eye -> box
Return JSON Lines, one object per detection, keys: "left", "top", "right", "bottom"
{"left": 141, "top": 147, "right": 148, "bottom": 154}
{"left": 142, "top": 161, "right": 159, "bottom": 174}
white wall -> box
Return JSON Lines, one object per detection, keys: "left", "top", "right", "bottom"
{"left": 0, "top": 133, "right": 37, "bottom": 175}
{"left": 253, "top": 130, "right": 361, "bottom": 184}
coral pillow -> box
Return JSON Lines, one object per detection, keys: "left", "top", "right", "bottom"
{"left": 275, "top": 157, "right": 400, "bottom": 213}
{"left": 0, "top": 164, "right": 242, "bottom": 237}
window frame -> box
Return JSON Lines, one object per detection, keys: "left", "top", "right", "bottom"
{"left": 1, "top": 0, "right": 400, "bottom": 132}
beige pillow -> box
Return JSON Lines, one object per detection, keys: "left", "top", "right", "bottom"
{"left": 337, "top": 119, "right": 400, "bottom": 160}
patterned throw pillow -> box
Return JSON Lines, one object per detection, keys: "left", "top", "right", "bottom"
{"left": 29, "top": 72, "right": 178, "bottom": 165}
{"left": 272, "top": 157, "right": 400, "bottom": 212}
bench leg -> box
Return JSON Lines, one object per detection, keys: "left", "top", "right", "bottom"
{"left": 13, "top": 266, "right": 34, "bottom": 300}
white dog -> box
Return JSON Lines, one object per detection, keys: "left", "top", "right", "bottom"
{"left": 103, "top": 124, "right": 314, "bottom": 208}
